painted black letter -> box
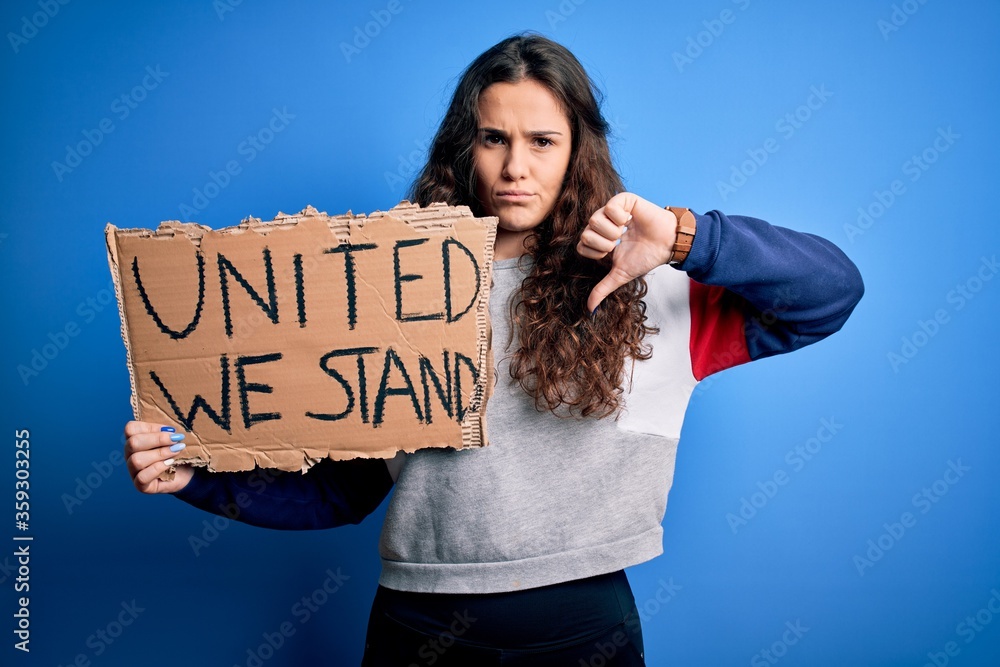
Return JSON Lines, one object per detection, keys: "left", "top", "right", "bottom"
{"left": 149, "top": 354, "right": 231, "bottom": 432}
{"left": 294, "top": 253, "right": 306, "bottom": 327}
{"left": 453, "top": 352, "right": 480, "bottom": 422}
{"left": 419, "top": 352, "right": 453, "bottom": 424}
{"left": 442, "top": 239, "right": 480, "bottom": 323}
{"left": 325, "top": 243, "right": 377, "bottom": 330}
{"left": 394, "top": 238, "right": 444, "bottom": 322}
{"left": 235, "top": 352, "right": 283, "bottom": 429}
{"left": 218, "top": 247, "right": 279, "bottom": 338}
{"left": 132, "top": 253, "right": 206, "bottom": 339}
{"left": 306, "top": 346, "right": 378, "bottom": 422}
{"left": 373, "top": 348, "right": 424, "bottom": 426}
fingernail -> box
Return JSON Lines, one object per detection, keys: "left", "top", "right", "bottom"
{"left": 170, "top": 443, "right": 186, "bottom": 453}
{"left": 591, "top": 306, "right": 599, "bottom": 317}
{"left": 622, "top": 226, "right": 629, "bottom": 234}
{"left": 164, "top": 458, "right": 175, "bottom": 466}
{"left": 160, "top": 426, "right": 176, "bottom": 433}
{"left": 170, "top": 434, "right": 185, "bottom": 443}
{"left": 614, "top": 238, "right": 621, "bottom": 247}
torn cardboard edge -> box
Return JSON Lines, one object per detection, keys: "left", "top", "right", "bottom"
{"left": 106, "top": 202, "right": 497, "bottom": 474}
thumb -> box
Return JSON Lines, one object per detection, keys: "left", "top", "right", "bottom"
{"left": 587, "top": 266, "right": 632, "bottom": 314}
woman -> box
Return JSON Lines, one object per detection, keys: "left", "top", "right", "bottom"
{"left": 124, "top": 34, "right": 863, "bottom": 665}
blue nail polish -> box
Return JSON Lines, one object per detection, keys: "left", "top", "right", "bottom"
{"left": 170, "top": 443, "right": 187, "bottom": 453}
{"left": 160, "top": 426, "right": 176, "bottom": 433}
{"left": 170, "top": 434, "right": 185, "bottom": 443}
{"left": 615, "top": 227, "right": 628, "bottom": 247}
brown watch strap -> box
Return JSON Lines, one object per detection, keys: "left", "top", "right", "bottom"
{"left": 665, "top": 206, "right": 697, "bottom": 265}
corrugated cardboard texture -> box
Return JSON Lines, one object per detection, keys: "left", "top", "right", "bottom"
{"left": 106, "top": 203, "right": 497, "bottom": 472}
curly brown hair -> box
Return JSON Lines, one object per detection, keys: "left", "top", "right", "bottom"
{"left": 410, "top": 33, "right": 655, "bottom": 418}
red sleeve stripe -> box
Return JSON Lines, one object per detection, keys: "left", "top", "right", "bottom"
{"left": 689, "top": 280, "right": 751, "bottom": 381}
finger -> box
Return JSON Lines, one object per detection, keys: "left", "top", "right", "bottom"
{"left": 127, "top": 439, "right": 187, "bottom": 480}
{"left": 577, "top": 228, "right": 619, "bottom": 258}
{"left": 587, "top": 213, "right": 624, "bottom": 241}
{"left": 578, "top": 208, "right": 631, "bottom": 260}
{"left": 133, "top": 458, "right": 185, "bottom": 493}
{"left": 602, "top": 202, "right": 633, "bottom": 228}
{"left": 124, "top": 420, "right": 174, "bottom": 438}
{"left": 587, "top": 266, "right": 634, "bottom": 314}
{"left": 125, "top": 427, "right": 186, "bottom": 481}
{"left": 124, "top": 423, "right": 183, "bottom": 456}
{"left": 604, "top": 192, "right": 639, "bottom": 225}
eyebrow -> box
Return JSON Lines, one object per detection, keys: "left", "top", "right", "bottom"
{"left": 478, "top": 127, "right": 565, "bottom": 137}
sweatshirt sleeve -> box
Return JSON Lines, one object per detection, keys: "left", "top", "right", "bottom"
{"left": 169, "top": 457, "right": 394, "bottom": 530}
{"left": 679, "top": 210, "right": 864, "bottom": 380}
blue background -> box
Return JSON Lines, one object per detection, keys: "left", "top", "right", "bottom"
{"left": 3, "top": 1, "right": 999, "bottom": 665}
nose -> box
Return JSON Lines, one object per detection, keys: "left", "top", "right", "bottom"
{"left": 501, "top": 142, "right": 528, "bottom": 181}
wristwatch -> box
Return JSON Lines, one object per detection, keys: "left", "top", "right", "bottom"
{"left": 665, "top": 207, "right": 697, "bottom": 265}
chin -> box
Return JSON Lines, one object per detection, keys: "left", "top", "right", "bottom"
{"left": 497, "top": 211, "right": 544, "bottom": 233}
{"left": 499, "top": 222, "right": 541, "bottom": 235}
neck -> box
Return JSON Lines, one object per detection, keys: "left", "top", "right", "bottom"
{"left": 493, "top": 229, "right": 533, "bottom": 261}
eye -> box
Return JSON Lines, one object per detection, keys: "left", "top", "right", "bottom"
{"left": 534, "top": 137, "right": 554, "bottom": 148}
{"left": 482, "top": 132, "right": 505, "bottom": 146}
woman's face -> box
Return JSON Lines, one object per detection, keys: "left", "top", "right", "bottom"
{"left": 473, "top": 79, "right": 573, "bottom": 235}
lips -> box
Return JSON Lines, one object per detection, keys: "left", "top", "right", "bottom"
{"left": 496, "top": 190, "right": 534, "bottom": 201}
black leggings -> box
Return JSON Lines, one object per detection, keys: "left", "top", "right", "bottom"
{"left": 361, "top": 570, "right": 645, "bottom": 666}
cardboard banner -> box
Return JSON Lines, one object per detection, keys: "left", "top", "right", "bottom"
{"left": 106, "top": 202, "right": 497, "bottom": 472}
